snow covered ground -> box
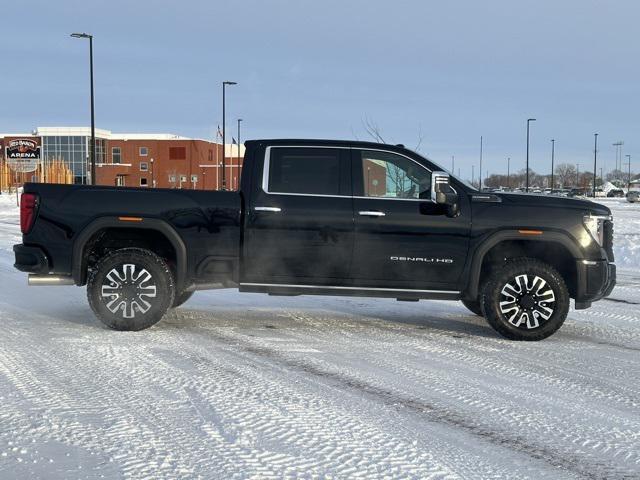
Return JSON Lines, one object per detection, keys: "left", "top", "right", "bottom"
{"left": 0, "top": 193, "right": 639, "bottom": 479}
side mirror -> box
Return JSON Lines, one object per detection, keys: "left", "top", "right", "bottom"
{"left": 430, "top": 171, "right": 460, "bottom": 217}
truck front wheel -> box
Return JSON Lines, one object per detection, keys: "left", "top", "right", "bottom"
{"left": 480, "top": 258, "right": 569, "bottom": 341}
{"left": 87, "top": 248, "right": 175, "bottom": 331}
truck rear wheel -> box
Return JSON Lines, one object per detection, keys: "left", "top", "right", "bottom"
{"left": 480, "top": 258, "right": 569, "bottom": 341}
{"left": 461, "top": 298, "right": 483, "bottom": 316}
{"left": 87, "top": 248, "right": 175, "bottom": 331}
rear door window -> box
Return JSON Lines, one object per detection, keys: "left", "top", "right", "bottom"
{"left": 266, "top": 147, "right": 343, "bottom": 195}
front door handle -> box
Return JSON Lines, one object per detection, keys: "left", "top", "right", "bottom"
{"left": 254, "top": 206, "right": 282, "bottom": 213}
{"left": 358, "top": 210, "right": 386, "bottom": 217}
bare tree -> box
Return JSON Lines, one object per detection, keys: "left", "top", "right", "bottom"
{"left": 362, "top": 116, "right": 386, "bottom": 143}
{"left": 554, "top": 163, "right": 577, "bottom": 188}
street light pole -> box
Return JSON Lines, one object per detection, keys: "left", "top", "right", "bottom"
{"left": 479, "top": 136, "right": 483, "bottom": 190}
{"left": 71, "top": 32, "right": 96, "bottom": 185}
{"left": 576, "top": 163, "right": 580, "bottom": 188}
{"left": 550, "top": 139, "right": 555, "bottom": 191}
{"left": 237, "top": 118, "right": 243, "bottom": 190}
{"left": 593, "top": 133, "right": 598, "bottom": 197}
{"left": 507, "top": 157, "right": 510, "bottom": 189}
{"left": 221, "top": 81, "right": 237, "bottom": 190}
{"left": 626, "top": 154, "right": 632, "bottom": 189}
{"left": 150, "top": 158, "right": 155, "bottom": 187}
{"left": 526, "top": 118, "right": 536, "bottom": 192}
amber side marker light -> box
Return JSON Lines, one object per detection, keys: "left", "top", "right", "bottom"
{"left": 118, "top": 216, "right": 143, "bottom": 222}
{"left": 518, "top": 229, "right": 543, "bottom": 235}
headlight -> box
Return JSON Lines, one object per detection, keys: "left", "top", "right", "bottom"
{"left": 582, "top": 214, "right": 611, "bottom": 247}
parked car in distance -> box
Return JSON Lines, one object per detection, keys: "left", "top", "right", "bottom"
{"left": 14, "top": 139, "right": 616, "bottom": 341}
{"left": 627, "top": 191, "right": 639, "bottom": 203}
{"left": 608, "top": 189, "right": 625, "bottom": 198}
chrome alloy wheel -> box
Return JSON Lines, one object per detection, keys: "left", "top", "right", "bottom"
{"left": 499, "top": 274, "right": 556, "bottom": 329}
{"left": 100, "top": 264, "right": 157, "bottom": 318}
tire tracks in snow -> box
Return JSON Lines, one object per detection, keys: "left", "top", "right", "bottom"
{"left": 186, "top": 314, "right": 638, "bottom": 480}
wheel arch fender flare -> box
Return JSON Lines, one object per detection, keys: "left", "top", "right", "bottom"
{"left": 466, "top": 230, "right": 582, "bottom": 299}
{"left": 71, "top": 216, "right": 188, "bottom": 291}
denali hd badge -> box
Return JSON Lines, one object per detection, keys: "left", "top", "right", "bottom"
{"left": 390, "top": 256, "right": 453, "bottom": 263}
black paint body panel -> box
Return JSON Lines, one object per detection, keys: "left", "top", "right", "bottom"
{"left": 16, "top": 138, "right": 615, "bottom": 303}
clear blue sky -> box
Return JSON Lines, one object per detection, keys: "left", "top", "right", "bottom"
{"left": 1, "top": 0, "right": 638, "bottom": 180}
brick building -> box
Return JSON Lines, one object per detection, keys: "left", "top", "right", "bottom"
{"left": 0, "top": 127, "right": 244, "bottom": 191}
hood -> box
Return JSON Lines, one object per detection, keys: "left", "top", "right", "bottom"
{"left": 493, "top": 192, "right": 611, "bottom": 215}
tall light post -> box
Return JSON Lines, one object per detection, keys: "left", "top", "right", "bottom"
{"left": 550, "top": 139, "right": 555, "bottom": 191}
{"left": 71, "top": 32, "right": 96, "bottom": 185}
{"left": 221, "top": 81, "right": 237, "bottom": 190}
{"left": 592, "top": 133, "right": 598, "bottom": 197}
{"left": 150, "top": 158, "right": 155, "bottom": 188}
{"left": 479, "top": 136, "right": 483, "bottom": 190}
{"left": 237, "top": 118, "right": 243, "bottom": 190}
{"left": 526, "top": 118, "right": 536, "bottom": 192}
{"left": 451, "top": 155, "right": 455, "bottom": 174}
{"left": 507, "top": 157, "right": 510, "bottom": 189}
{"left": 626, "top": 154, "right": 632, "bottom": 189}
{"left": 472, "top": 165, "right": 475, "bottom": 187}
{"left": 576, "top": 163, "right": 580, "bottom": 188}
{"left": 613, "top": 141, "right": 623, "bottom": 171}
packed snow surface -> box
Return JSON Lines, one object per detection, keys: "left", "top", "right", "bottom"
{"left": 0, "top": 194, "right": 639, "bottom": 479}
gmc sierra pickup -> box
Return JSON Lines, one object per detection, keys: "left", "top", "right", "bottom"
{"left": 14, "top": 139, "right": 616, "bottom": 340}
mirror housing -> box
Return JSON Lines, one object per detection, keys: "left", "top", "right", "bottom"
{"left": 430, "top": 171, "right": 460, "bottom": 217}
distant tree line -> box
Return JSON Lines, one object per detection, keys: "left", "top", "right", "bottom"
{"left": 478, "top": 163, "right": 638, "bottom": 190}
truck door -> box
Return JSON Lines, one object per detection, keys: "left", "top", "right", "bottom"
{"left": 242, "top": 146, "right": 354, "bottom": 284}
{"left": 350, "top": 148, "right": 470, "bottom": 290}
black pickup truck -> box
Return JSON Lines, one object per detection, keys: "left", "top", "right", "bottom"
{"left": 14, "top": 139, "right": 616, "bottom": 340}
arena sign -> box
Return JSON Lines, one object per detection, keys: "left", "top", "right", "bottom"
{"left": 6, "top": 138, "right": 40, "bottom": 173}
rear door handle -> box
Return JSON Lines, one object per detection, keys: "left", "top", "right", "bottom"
{"left": 358, "top": 210, "right": 385, "bottom": 217}
{"left": 254, "top": 206, "right": 282, "bottom": 213}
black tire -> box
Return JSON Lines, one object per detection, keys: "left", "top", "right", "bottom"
{"left": 480, "top": 258, "right": 569, "bottom": 341}
{"left": 87, "top": 247, "right": 175, "bottom": 331}
{"left": 172, "top": 290, "right": 194, "bottom": 308}
{"left": 461, "top": 298, "right": 483, "bottom": 316}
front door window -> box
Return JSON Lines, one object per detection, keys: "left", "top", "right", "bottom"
{"left": 360, "top": 150, "right": 431, "bottom": 200}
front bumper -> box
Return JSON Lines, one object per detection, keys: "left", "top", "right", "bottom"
{"left": 13, "top": 244, "right": 49, "bottom": 274}
{"left": 575, "top": 259, "right": 616, "bottom": 308}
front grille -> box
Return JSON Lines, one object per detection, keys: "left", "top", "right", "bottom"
{"left": 603, "top": 220, "right": 614, "bottom": 261}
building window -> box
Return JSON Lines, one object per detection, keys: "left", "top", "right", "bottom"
{"left": 180, "top": 175, "right": 187, "bottom": 183}
{"left": 112, "top": 147, "right": 122, "bottom": 164}
{"left": 208, "top": 150, "right": 213, "bottom": 161}
{"left": 168, "top": 174, "right": 176, "bottom": 183}
{"left": 169, "top": 147, "right": 186, "bottom": 160}
{"left": 191, "top": 174, "right": 198, "bottom": 183}
{"left": 116, "top": 175, "right": 126, "bottom": 187}
{"left": 140, "top": 178, "right": 148, "bottom": 187}
{"left": 140, "top": 162, "right": 149, "bottom": 172}
{"left": 139, "top": 147, "right": 148, "bottom": 156}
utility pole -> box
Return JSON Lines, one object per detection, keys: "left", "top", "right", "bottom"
{"left": 576, "top": 163, "right": 580, "bottom": 188}
{"left": 472, "top": 165, "right": 475, "bottom": 188}
{"left": 526, "top": 118, "right": 536, "bottom": 192}
{"left": 507, "top": 157, "right": 510, "bottom": 189}
{"left": 451, "top": 155, "right": 455, "bottom": 174}
{"left": 626, "top": 154, "right": 632, "bottom": 189}
{"left": 593, "top": 133, "right": 598, "bottom": 197}
{"left": 550, "top": 139, "right": 555, "bottom": 191}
